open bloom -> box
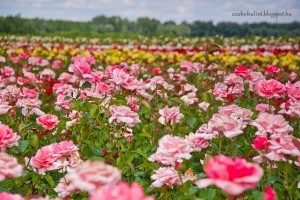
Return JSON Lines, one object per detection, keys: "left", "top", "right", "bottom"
{"left": 158, "top": 106, "right": 184, "bottom": 125}
{"left": 151, "top": 167, "right": 182, "bottom": 188}
{"left": 90, "top": 182, "right": 154, "bottom": 200}
{"left": 36, "top": 114, "right": 60, "bottom": 130}
{"left": 255, "top": 79, "right": 285, "bottom": 99}
{"left": 0, "top": 192, "right": 24, "bottom": 200}
{"left": 196, "top": 155, "right": 263, "bottom": 196}
{"left": 148, "top": 134, "right": 191, "bottom": 166}
{"left": 286, "top": 81, "right": 300, "bottom": 101}
{"left": 65, "top": 160, "right": 121, "bottom": 194}
{"left": 0, "top": 152, "right": 23, "bottom": 182}
{"left": 0, "top": 124, "right": 20, "bottom": 151}
{"left": 109, "top": 105, "right": 141, "bottom": 128}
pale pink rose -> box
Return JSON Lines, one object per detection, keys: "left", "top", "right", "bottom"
{"left": 0, "top": 152, "right": 23, "bottom": 181}
{"left": 148, "top": 134, "right": 191, "bottom": 166}
{"left": 255, "top": 79, "right": 285, "bottom": 99}
{"left": 90, "top": 182, "right": 154, "bottom": 200}
{"left": 279, "top": 100, "right": 300, "bottom": 117}
{"left": 158, "top": 106, "right": 184, "bottom": 125}
{"left": 36, "top": 114, "right": 60, "bottom": 130}
{"left": 109, "top": 105, "right": 141, "bottom": 128}
{"left": 289, "top": 72, "right": 297, "bottom": 81}
{"left": 17, "top": 72, "right": 36, "bottom": 85}
{"left": 180, "top": 92, "right": 198, "bottom": 105}
{"left": 69, "top": 61, "right": 91, "bottom": 76}
{"left": 218, "top": 104, "right": 253, "bottom": 121}
{"left": 22, "top": 87, "right": 39, "bottom": 99}
{"left": 251, "top": 112, "right": 293, "bottom": 137}
{"left": 0, "top": 124, "right": 20, "bottom": 151}
{"left": 263, "top": 185, "right": 276, "bottom": 200}
{"left": 40, "top": 69, "right": 56, "bottom": 80}
{"left": 266, "top": 135, "right": 300, "bottom": 161}
{"left": 125, "top": 96, "right": 138, "bottom": 105}
{"left": 198, "top": 102, "right": 210, "bottom": 111}
{"left": 185, "top": 132, "right": 209, "bottom": 152}
{"left": 54, "top": 178, "right": 74, "bottom": 198}
{"left": 286, "top": 81, "right": 300, "bottom": 101}
{"left": 151, "top": 167, "right": 182, "bottom": 188}
{"left": 0, "top": 192, "right": 24, "bottom": 200}
{"left": 211, "top": 82, "right": 229, "bottom": 100}
{"left": 110, "top": 68, "right": 144, "bottom": 91}
{"left": 55, "top": 94, "right": 72, "bottom": 110}
{"left": 66, "top": 160, "right": 121, "bottom": 194}
{"left": 195, "top": 124, "right": 219, "bottom": 140}
{"left": 196, "top": 155, "right": 263, "bottom": 196}
{"left": 255, "top": 103, "right": 275, "bottom": 113}
{"left": 51, "top": 141, "right": 79, "bottom": 157}
{"left": 208, "top": 114, "right": 244, "bottom": 138}
{"left": 0, "top": 104, "right": 12, "bottom": 115}
{"left": 179, "top": 83, "right": 198, "bottom": 95}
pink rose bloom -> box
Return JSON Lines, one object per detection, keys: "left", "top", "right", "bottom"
{"left": 110, "top": 68, "right": 144, "bottom": 91}
{"left": 152, "top": 67, "right": 162, "bottom": 75}
{"left": 69, "top": 61, "right": 92, "bottom": 76}
{"left": 289, "top": 72, "right": 297, "bottom": 81}
{"left": 54, "top": 178, "right": 74, "bottom": 198}
{"left": 52, "top": 60, "right": 62, "bottom": 69}
{"left": 66, "top": 160, "right": 121, "bottom": 194}
{"left": 109, "top": 105, "right": 141, "bottom": 128}
{"left": 185, "top": 132, "right": 209, "bottom": 152}
{"left": 51, "top": 141, "right": 79, "bottom": 157}
{"left": 40, "top": 69, "right": 56, "bottom": 80}
{"left": 0, "top": 124, "right": 20, "bottom": 151}
{"left": 265, "top": 65, "right": 280, "bottom": 75}
{"left": 158, "top": 106, "right": 184, "bottom": 125}
{"left": 90, "top": 182, "right": 154, "bottom": 200}
{"left": 151, "top": 167, "right": 182, "bottom": 188}
{"left": 251, "top": 112, "right": 292, "bottom": 137}
{"left": 148, "top": 134, "right": 191, "bottom": 166}
{"left": 263, "top": 186, "right": 276, "bottom": 200}
{"left": 198, "top": 102, "right": 210, "bottom": 111}
{"left": 286, "top": 81, "right": 300, "bottom": 101}
{"left": 279, "top": 100, "right": 300, "bottom": 117}
{"left": 30, "top": 145, "right": 60, "bottom": 174}
{"left": 0, "top": 152, "right": 23, "bottom": 181}
{"left": 36, "top": 114, "right": 60, "bottom": 130}
{"left": 0, "top": 192, "right": 24, "bottom": 200}
{"left": 196, "top": 155, "right": 263, "bottom": 196}
{"left": 255, "top": 79, "right": 285, "bottom": 99}
{"left": 234, "top": 65, "right": 250, "bottom": 77}
{"left": 208, "top": 114, "right": 244, "bottom": 138}
{"left": 252, "top": 136, "right": 268, "bottom": 150}
{"left": 255, "top": 103, "right": 275, "bottom": 113}
{"left": 22, "top": 87, "right": 39, "bottom": 99}
{"left": 218, "top": 104, "right": 253, "bottom": 121}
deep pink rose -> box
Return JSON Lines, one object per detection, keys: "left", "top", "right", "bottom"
{"left": 196, "top": 155, "right": 263, "bottom": 196}
{"left": 0, "top": 192, "right": 24, "bottom": 200}
{"left": 252, "top": 136, "right": 268, "bottom": 150}
{"left": 263, "top": 185, "right": 276, "bottom": 200}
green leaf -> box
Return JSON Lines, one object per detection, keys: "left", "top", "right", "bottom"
{"left": 187, "top": 117, "right": 197, "bottom": 128}
{"left": 44, "top": 174, "right": 55, "bottom": 187}
{"left": 135, "top": 148, "right": 148, "bottom": 159}
{"left": 18, "top": 140, "right": 29, "bottom": 153}
{"left": 89, "top": 104, "right": 99, "bottom": 117}
{"left": 89, "top": 145, "right": 102, "bottom": 156}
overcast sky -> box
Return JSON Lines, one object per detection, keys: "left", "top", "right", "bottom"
{"left": 0, "top": 0, "right": 299, "bottom": 23}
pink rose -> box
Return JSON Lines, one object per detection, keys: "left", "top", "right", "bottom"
{"left": 251, "top": 112, "right": 292, "bottom": 137}
{"left": 158, "top": 106, "right": 184, "bottom": 125}
{"left": 148, "top": 134, "right": 191, "bottom": 166}
{"left": 66, "top": 160, "right": 121, "bottom": 194}
{"left": 255, "top": 103, "right": 275, "bottom": 113}
{"left": 151, "top": 167, "right": 182, "bottom": 188}
{"left": 286, "top": 81, "right": 300, "bottom": 101}
{"left": 252, "top": 136, "right": 268, "bottom": 150}
{"left": 255, "top": 79, "right": 285, "bottom": 99}
{"left": 22, "top": 87, "right": 39, "bottom": 99}
{"left": 196, "top": 155, "right": 263, "bottom": 196}
{"left": 0, "top": 124, "right": 20, "bottom": 151}
{"left": 0, "top": 192, "right": 24, "bottom": 200}
{"left": 185, "top": 132, "right": 209, "bottom": 152}
{"left": 263, "top": 186, "right": 276, "bottom": 200}
{"left": 90, "top": 182, "right": 154, "bottom": 200}
{"left": 234, "top": 65, "right": 250, "bottom": 77}
{"left": 36, "top": 114, "right": 59, "bottom": 130}
{"left": 152, "top": 67, "right": 162, "bottom": 75}
{"left": 208, "top": 114, "right": 244, "bottom": 138}
{"left": 289, "top": 72, "right": 297, "bottom": 81}
{"left": 0, "top": 152, "right": 23, "bottom": 181}
{"left": 109, "top": 105, "right": 141, "bottom": 128}
{"left": 69, "top": 61, "right": 92, "bottom": 76}
{"left": 265, "top": 65, "right": 280, "bottom": 75}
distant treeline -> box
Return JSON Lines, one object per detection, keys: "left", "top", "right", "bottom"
{"left": 0, "top": 14, "right": 299, "bottom": 37}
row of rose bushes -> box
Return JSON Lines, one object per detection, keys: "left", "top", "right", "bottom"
{"left": 0, "top": 37, "right": 300, "bottom": 199}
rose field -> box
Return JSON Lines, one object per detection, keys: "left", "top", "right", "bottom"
{"left": 0, "top": 35, "right": 300, "bottom": 200}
